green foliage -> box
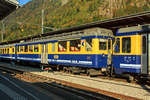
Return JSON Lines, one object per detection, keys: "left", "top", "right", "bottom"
{"left": 0, "top": 0, "right": 150, "bottom": 42}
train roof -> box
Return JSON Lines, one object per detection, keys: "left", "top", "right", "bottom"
{"left": 0, "top": 44, "right": 15, "bottom": 48}
{"left": 117, "top": 24, "right": 150, "bottom": 34}
{"left": 16, "top": 27, "right": 114, "bottom": 46}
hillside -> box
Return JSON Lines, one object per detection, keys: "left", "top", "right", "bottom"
{"left": 1, "top": 0, "right": 150, "bottom": 41}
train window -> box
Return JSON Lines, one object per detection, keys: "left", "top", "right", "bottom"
{"left": 12, "top": 48, "right": 15, "bottom": 53}
{"left": 58, "top": 41, "right": 67, "bottom": 52}
{"left": 20, "top": 46, "right": 24, "bottom": 52}
{"left": 70, "top": 40, "right": 81, "bottom": 52}
{"left": 3, "top": 49, "right": 5, "bottom": 54}
{"left": 122, "top": 37, "right": 131, "bottom": 53}
{"left": 99, "top": 39, "right": 107, "bottom": 50}
{"left": 85, "top": 39, "right": 92, "bottom": 51}
{"left": 7, "top": 48, "right": 9, "bottom": 54}
{"left": 142, "top": 36, "right": 146, "bottom": 54}
{"left": 29, "top": 45, "right": 33, "bottom": 52}
{"left": 52, "top": 43, "right": 55, "bottom": 52}
{"left": 24, "top": 45, "right": 28, "bottom": 52}
{"left": 114, "top": 38, "right": 120, "bottom": 53}
{"left": 17, "top": 47, "right": 19, "bottom": 52}
{"left": 34, "top": 45, "right": 39, "bottom": 52}
{"left": 5, "top": 49, "right": 6, "bottom": 54}
{"left": 108, "top": 39, "right": 111, "bottom": 50}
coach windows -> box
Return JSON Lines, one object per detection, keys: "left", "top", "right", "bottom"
{"left": 85, "top": 39, "right": 92, "bottom": 51}
{"left": 99, "top": 39, "right": 107, "bottom": 50}
{"left": 52, "top": 43, "right": 55, "bottom": 52}
{"left": 20, "top": 46, "right": 24, "bottom": 52}
{"left": 29, "top": 45, "right": 33, "bottom": 52}
{"left": 7, "top": 48, "right": 9, "bottom": 54}
{"left": 70, "top": 40, "right": 81, "bottom": 52}
{"left": 24, "top": 45, "right": 28, "bottom": 52}
{"left": 12, "top": 48, "right": 15, "bottom": 53}
{"left": 122, "top": 37, "right": 131, "bottom": 53}
{"left": 114, "top": 38, "right": 120, "bottom": 53}
{"left": 142, "top": 36, "right": 146, "bottom": 54}
{"left": 34, "top": 45, "right": 39, "bottom": 52}
{"left": 58, "top": 41, "right": 67, "bottom": 52}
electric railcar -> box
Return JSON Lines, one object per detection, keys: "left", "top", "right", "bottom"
{"left": 113, "top": 24, "right": 150, "bottom": 78}
{"left": 0, "top": 25, "right": 150, "bottom": 79}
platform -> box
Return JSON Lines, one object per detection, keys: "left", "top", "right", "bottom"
{"left": 0, "top": 62, "right": 149, "bottom": 100}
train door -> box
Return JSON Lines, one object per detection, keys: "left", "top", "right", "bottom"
{"left": 107, "top": 39, "right": 112, "bottom": 65}
{"left": 141, "top": 34, "right": 149, "bottom": 74}
{"left": 148, "top": 34, "right": 150, "bottom": 75}
{"left": 41, "top": 44, "right": 48, "bottom": 64}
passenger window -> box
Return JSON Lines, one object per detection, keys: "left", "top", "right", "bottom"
{"left": 17, "top": 47, "right": 19, "bottom": 52}
{"left": 70, "top": 40, "right": 81, "bottom": 52}
{"left": 2, "top": 49, "right": 3, "bottom": 54}
{"left": 108, "top": 39, "right": 111, "bottom": 50}
{"left": 24, "top": 45, "right": 28, "bottom": 52}
{"left": 7, "top": 48, "right": 9, "bottom": 54}
{"left": 114, "top": 38, "right": 120, "bottom": 53}
{"left": 142, "top": 36, "right": 146, "bottom": 54}
{"left": 5, "top": 49, "right": 6, "bottom": 54}
{"left": 34, "top": 45, "right": 39, "bottom": 52}
{"left": 99, "top": 39, "right": 107, "bottom": 50}
{"left": 52, "top": 43, "right": 55, "bottom": 52}
{"left": 122, "top": 37, "right": 131, "bottom": 53}
{"left": 12, "top": 48, "right": 15, "bottom": 53}
{"left": 58, "top": 41, "right": 67, "bottom": 52}
{"left": 20, "top": 46, "right": 24, "bottom": 52}
{"left": 85, "top": 39, "right": 92, "bottom": 51}
{"left": 29, "top": 45, "right": 33, "bottom": 52}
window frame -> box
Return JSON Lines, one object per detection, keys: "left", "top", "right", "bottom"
{"left": 122, "top": 37, "right": 131, "bottom": 53}
{"left": 29, "top": 45, "right": 33, "bottom": 52}
{"left": 114, "top": 38, "right": 120, "bottom": 53}
{"left": 70, "top": 39, "right": 81, "bottom": 52}
{"left": 99, "top": 39, "right": 107, "bottom": 50}
{"left": 34, "top": 45, "right": 39, "bottom": 52}
{"left": 85, "top": 39, "right": 92, "bottom": 51}
{"left": 58, "top": 41, "right": 67, "bottom": 52}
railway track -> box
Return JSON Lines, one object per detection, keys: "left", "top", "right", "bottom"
{"left": 0, "top": 65, "right": 142, "bottom": 100}
{"left": 0, "top": 66, "right": 120, "bottom": 100}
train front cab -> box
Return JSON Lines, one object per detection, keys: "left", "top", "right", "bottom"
{"left": 112, "top": 26, "right": 150, "bottom": 79}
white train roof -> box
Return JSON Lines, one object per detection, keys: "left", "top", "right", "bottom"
{"left": 118, "top": 24, "right": 150, "bottom": 33}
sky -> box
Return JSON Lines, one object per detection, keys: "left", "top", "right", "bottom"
{"left": 18, "top": 0, "right": 32, "bottom": 5}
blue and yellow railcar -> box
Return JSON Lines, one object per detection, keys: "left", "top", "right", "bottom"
{"left": 15, "top": 43, "right": 41, "bottom": 63}
{"left": 0, "top": 44, "right": 15, "bottom": 61}
{"left": 112, "top": 24, "right": 150, "bottom": 76}
{"left": 46, "top": 28, "right": 114, "bottom": 70}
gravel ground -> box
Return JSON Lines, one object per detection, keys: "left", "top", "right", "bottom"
{"left": 0, "top": 63, "right": 150, "bottom": 100}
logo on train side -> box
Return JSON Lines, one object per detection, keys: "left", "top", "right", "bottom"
{"left": 54, "top": 55, "right": 59, "bottom": 59}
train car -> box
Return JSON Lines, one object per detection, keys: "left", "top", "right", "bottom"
{"left": 44, "top": 28, "right": 114, "bottom": 75}
{"left": 0, "top": 44, "right": 15, "bottom": 61}
{"left": 12, "top": 28, "right": 114, "bottom": 75}
{"left": 15, "top": 42, "right": 41, "bottom": 64}
{"left": 112, "top": 24, "right": 150, "bottom": 80}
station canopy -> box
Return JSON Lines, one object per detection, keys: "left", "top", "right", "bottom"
{"left": 0, "top": 0, "right": 19, "bottom": 20}
{"left": 1, "top": 11, "right": 150, "bottom": 44}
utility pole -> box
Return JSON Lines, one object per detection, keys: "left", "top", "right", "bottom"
{"left": 1, "top": 20, "right": 5, "bottom": 42}
{"left": 41, "top": 9, "right": 44, "bottom": 34}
